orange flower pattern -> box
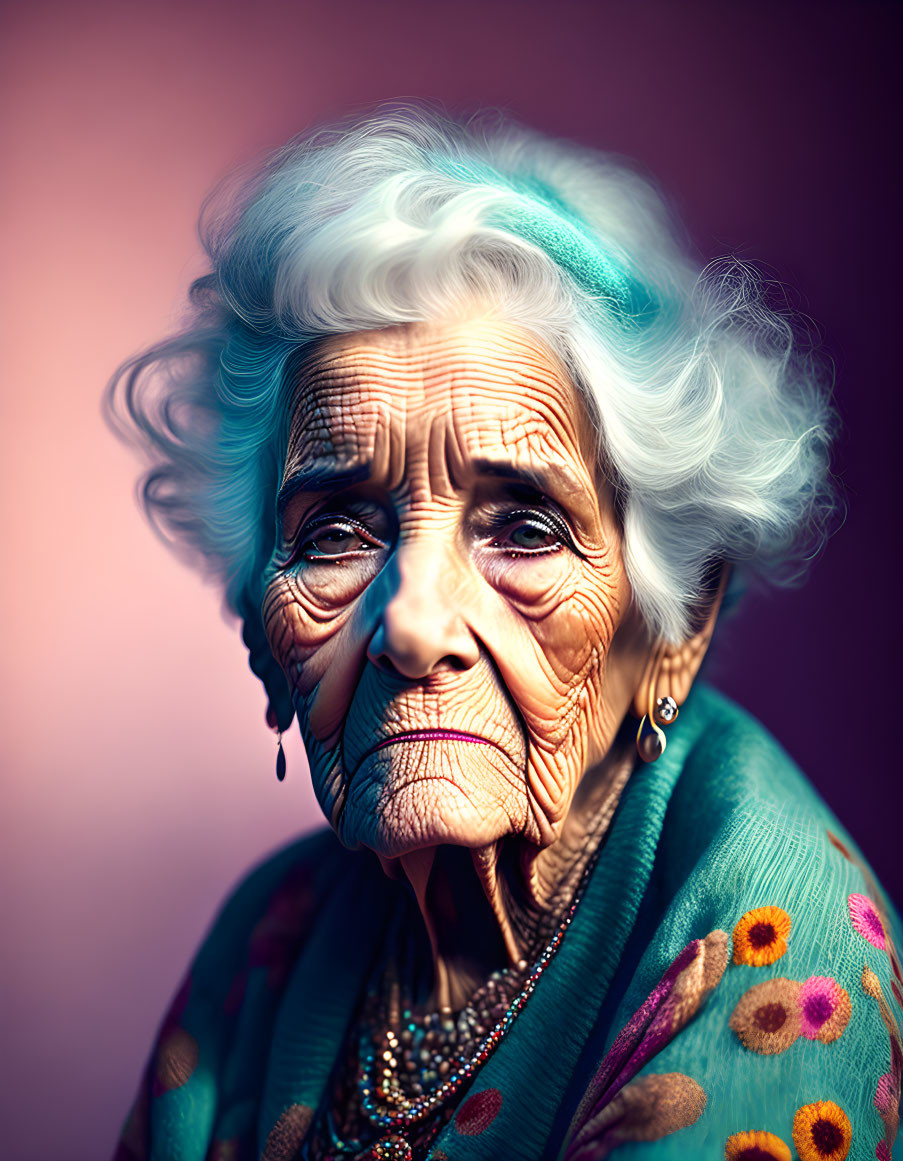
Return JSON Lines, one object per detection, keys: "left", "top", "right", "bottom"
{"left": 732, "top": 906, "right": 791, "bottom": 967}
{"left": 792, "top": 1100, "right": 852, "bottom": 1161}
{"left": 724, "top": 1129, "right": 792, "bottom": 1160}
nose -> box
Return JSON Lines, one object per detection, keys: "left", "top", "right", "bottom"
{"left": 367, "top": 541, "right": 480, "bottom": 678}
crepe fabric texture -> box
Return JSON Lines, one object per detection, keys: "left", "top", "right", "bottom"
{"left": 114, "top": 685, "right": 902, "bottom": 1161}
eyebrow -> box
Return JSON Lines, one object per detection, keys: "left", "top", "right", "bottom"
{"left": 470, "top": 458, "right": 586, "bottom": 502}
{"left": 277, "top": 462, "right": 371, "bottom": 521}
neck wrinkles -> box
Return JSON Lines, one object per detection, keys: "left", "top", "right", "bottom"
{"left": 392, "top": 727, "right": 638, "bottom": 1011}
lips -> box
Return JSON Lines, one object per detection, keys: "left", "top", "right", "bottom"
{"left": 361, "top": 729, "right": 509, "bottom": 762}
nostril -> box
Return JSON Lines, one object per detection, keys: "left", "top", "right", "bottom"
{"left": 368, "top": 645, "right": 470, "bottom": 680}
{"left": 366, "top": 642, "right": 399, "bottom": 675}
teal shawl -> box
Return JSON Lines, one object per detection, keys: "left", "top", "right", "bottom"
{"left": 114, "top": 686, "right": 901, "bottom": 1161}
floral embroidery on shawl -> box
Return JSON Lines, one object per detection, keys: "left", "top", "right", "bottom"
{"left": 862, "top": 964, "right": 902, "bottom": 1160}
{"left": 724, "top": 1129, "right": 792, "bottom": 1160}
{"left": 562, "top": 1073, "right": 705, "bottom": 1161}
{"left": 874, "top": 1071, "right": 901, "bottom": 1159}
{"left": 560, "top": 930, "right": 726, "bottom": 1160}
{"left": 849, "top": 894, "right": 888, "bottom": 951}
{"left": 732, "top": 906, "right": 791, "bottom": 966}
{"left": 792, "top": 1100, "right": 852, "bottom": 1161}
{"left": 729, "top": 978, "right": 801, "bottom": 1055}
{"left": 729, "top": 974, "right": 851, "bottom": 1055}
{"left": 261, "top": 1104, "right": 315, "bottom": 1161}
{"left": 153, "top": 1026, "right": 199, "bottom": 1093}
{"left": 798, "top": 976, "right": 851, "bottom": 1042}
{"left": 453, "top": 1088, "right": 503, "bottom": 1136}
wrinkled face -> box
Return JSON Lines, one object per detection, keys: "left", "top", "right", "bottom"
{"left": 262, "top": 320, "right": 644, "bottom": 859}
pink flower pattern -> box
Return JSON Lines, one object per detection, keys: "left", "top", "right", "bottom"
{"left": 848, "top": 893, "right": 887, "bottom": 950}
{"left": 798, "top": 976, "right": 851, "bottom": 1042}
{"left": 874, "top": 1071, "right": 895, "bottom": 1116}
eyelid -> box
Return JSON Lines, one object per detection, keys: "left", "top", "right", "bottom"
{"left": 303, "top": 512, "right": 371, "bottom": 534}
{"left": 293, "top": 495, "right": 391, "bottom": 539}
{"left": 282, "top": 484, "right": 388, "bottom": 540}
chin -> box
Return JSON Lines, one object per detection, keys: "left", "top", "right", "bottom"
{"left": 337, "top": 743, "right": 523, "bottom": 858}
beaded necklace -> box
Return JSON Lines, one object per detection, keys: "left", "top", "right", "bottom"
{"left": 348, "top": 844, "right": 599, "bottom": 1161}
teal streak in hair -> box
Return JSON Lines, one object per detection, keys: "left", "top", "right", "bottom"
{"left": 209, "top": 325, "right": 302, "bottom": 614}
{"left": 427, "top": 153, "right": 659, "bottom": 324}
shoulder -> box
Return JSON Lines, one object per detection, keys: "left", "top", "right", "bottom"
{"left": 669, "top": 681, "right": 828, "bottom": 827}
{"left": 160, "top": 826, "right": 360, "bottom": 1077}
{"left": 186, "top": 825, "right": 355, "bottom": 1006}
{"left": 655, "top": 683, "right": 893, "bottom": 924}
{"left": 595, "top": 685, "right": 902, "bottom": 1160}
{"left": 114, "top": 828, "right": 358, "bottom": 1159}
{"left": 649, "top": 683, "right": 901, "bottom": 1030}
{"left": 152, "top": 825, "right": 356, "bottom": 1046}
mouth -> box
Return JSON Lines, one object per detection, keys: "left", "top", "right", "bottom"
{"left": 361, "top": 729, "right": 509, "bottom": 761}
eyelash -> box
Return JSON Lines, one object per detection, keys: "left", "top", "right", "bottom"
{"left": 481, "top": 508, "right": 577, "bottom": 556}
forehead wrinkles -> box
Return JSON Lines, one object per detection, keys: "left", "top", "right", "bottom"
{"left": 284, "top": 353, "right": 410, "bottom": 475}
{"left": 284, "top": 324, "right": 596, "bottom": 493}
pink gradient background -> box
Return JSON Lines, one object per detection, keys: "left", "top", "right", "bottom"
{"left": 2, "top": 2, "right": 900, "bottom": 1158}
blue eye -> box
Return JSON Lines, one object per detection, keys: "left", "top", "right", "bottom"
{"left": 505, "top": 520, "right": 561, "bottom": 550}
{"left": 486, "top": 509, "right": 569, "bottom": 554}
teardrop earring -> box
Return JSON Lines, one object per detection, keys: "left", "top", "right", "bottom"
{"left": 276, "top": 731, "right": 286, "bottom": 782}
{"left": 636, "top": 688, "right": 679, "bottom": 763}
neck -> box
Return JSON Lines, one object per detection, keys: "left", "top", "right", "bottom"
{"left": 385, "top": 732, "right": 636, "bottom": 1011}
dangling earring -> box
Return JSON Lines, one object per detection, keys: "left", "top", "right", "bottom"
{"left": 266, "top": 703, "right": 288, "bottom": 782}
{"left": 636, "top": 687, "right": 679, "bottom": 763}
{"left": 276, "top": 731, "right": 286, "bottom": 782}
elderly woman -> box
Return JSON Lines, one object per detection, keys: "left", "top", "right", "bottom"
{"left": 109, "top": 109, "right": 899, "bottom": 1161}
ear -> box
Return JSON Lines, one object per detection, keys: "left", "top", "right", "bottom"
{"left": 631, "top": 565, "right": 730, "bottom": 718}
{"left": 240, "top": 600, "right": 296, "bottom": 734}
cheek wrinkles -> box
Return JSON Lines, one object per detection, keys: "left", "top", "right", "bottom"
{"left": 262, "top": 574, "right": 357, "bottom": 699}
{"left": 482, "top": 552, "right": 578, "bottom": 615}
{"left": 265, "top": 573, "right": 351, "bottom": 628}
{"left": 479, "top": 545, "right": 625, "bottom": 840}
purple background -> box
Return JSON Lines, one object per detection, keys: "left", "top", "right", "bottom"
{"left": 2, "top": 2, "right": 900, "bottom": 1158}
